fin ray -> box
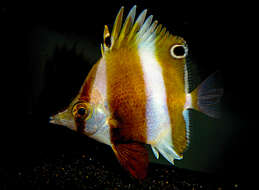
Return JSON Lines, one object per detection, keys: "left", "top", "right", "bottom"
{"left": 117, "top": 5, "right": 136, "bottom": 46}
{"left": 111, "top": 6, "right": 124, "bottom": 46}
{"left": 140, "top": 20, "right": 158, "bottom": 44}
{"left": 156, "top": 139, "right": 182, "bottom": 164}
{"left": 137, "top": 15, "right": 153, "bottom": 39}
{"left": 151, "top": 145, "right": 159, "bottom": 159}
{"left": 112, "top": 142, "right": 148, "bottom": 179}
{"left": 191, "top": 72, "right": 224, "bottom": 118}
{"left": 154, "top": 128, "right": 182, "bottom": 165}
{"left": 127, "top": 9, "right": 147, "bottom": 42}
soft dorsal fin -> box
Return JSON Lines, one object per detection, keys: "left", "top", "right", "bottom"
{"left": 112, "top": 142, "right": 148, "bottom": 179}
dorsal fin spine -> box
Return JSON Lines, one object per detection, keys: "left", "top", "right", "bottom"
{"left": 103, "top": 25, "right": 111, "bottom": 52}
{"left": 111, "top": 6, "right": 124, "bottom": 48}
{"left": 145, "top": 23, "right": 162, "bottom": 43}
{"left": 142, "top": 20, "right": 158, "bottom": 44}
{"left": 117, "top": 5, "right": 136, "bottom": 47}
{"left": 137, "top": 15, "right": 153, "bottom": 40}
{"left": 127, "top": 9, "right": 147, "bottom": 42}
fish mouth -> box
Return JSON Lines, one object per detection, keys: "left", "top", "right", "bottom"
{"left": 49, "top": 114, "right": 64, "bottom": 124}
{"left": 49, "top": 109, "right": 77, "bottom": 132}
{"left": 49, "top": 115, "right": 76, "bottom": 131}
{"left": 49, "top": 116, "right": 55, "bottom": 124}
{"left": 49, "top": 115, "right": 64, "bottom": 125}
{"left": 49, "top": 115, "right": 67, "bottom": 125}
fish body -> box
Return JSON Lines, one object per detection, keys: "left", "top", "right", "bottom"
{"left": 50, "top": 6, "right": 223, "bottom": 179}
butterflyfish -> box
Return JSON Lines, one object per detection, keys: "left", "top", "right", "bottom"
{"left": 50, "top": 5, "right": 223, "bottom": 179}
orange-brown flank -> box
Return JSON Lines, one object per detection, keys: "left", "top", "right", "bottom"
{"left": 105, "top": 45, "right": 148, "bottom": 144}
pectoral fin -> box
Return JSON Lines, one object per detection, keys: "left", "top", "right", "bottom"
{"left": 112, "top": 142, "right": 148, "bottom": 179}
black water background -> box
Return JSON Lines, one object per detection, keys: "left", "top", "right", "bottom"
{"left": 1, "top": 1, "right": 255, "bottom": 188}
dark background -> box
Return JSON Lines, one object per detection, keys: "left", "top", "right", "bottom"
{"left": 1, "top": 1, "right": 255, "bottom": 189}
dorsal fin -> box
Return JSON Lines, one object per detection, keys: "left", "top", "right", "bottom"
{"left": 111, "top": 6, "right": 124, "bottom": 46}
{"left": 117, "top": 5, "right": 136, "bottom": 47}
{"left": 101, "top": 5, "right": 176, "bottom": 54}
{"left": 127, "top": 9, "right": 147, "bottom": 42}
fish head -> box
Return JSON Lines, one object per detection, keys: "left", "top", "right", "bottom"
{"left": 50, "top": 98, "right": 110, "bottom": 144}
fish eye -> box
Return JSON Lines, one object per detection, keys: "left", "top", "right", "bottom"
{"left": 77, "top": 107, "right": 86, "bottom": 116}
{"left": 170, "top": 44, "right": 188, "bottom": 59}
{"left": 72, "top": 102, "right": 92, "bottom": 120}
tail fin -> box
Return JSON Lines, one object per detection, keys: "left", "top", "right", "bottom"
{"left": 191, "top": 72, "right": 224, "bottom": 118}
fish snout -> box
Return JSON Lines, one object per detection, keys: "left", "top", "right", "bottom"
{"left": 49, "top": 109, "right": 76, "bottom": 130}
{"left": 49, "top": 115, "right": 57, "bottom": 124}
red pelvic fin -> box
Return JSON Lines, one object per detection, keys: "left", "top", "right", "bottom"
{"left": 112, "top": 142, "right": 148, "bottom": 179}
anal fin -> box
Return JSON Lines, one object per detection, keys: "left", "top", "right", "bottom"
{"left": 154, "top": 126, "right": 182, "bottom": 165}
{"left": 151, "top": 145, "right": 159, "bottom": 159}
{"left": 112, "top": 142, "right": 148, "bottom": 179}
{"left": 156, "top": 139, "right": 182, "bottom": 165}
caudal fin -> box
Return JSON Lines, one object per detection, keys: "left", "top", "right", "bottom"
{"left": 191, "top": 72, "right": 224, "bottom": 118}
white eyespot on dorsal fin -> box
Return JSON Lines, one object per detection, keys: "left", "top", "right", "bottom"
{"left": 170, "top": 44, "right": 188, "bottom": 59}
